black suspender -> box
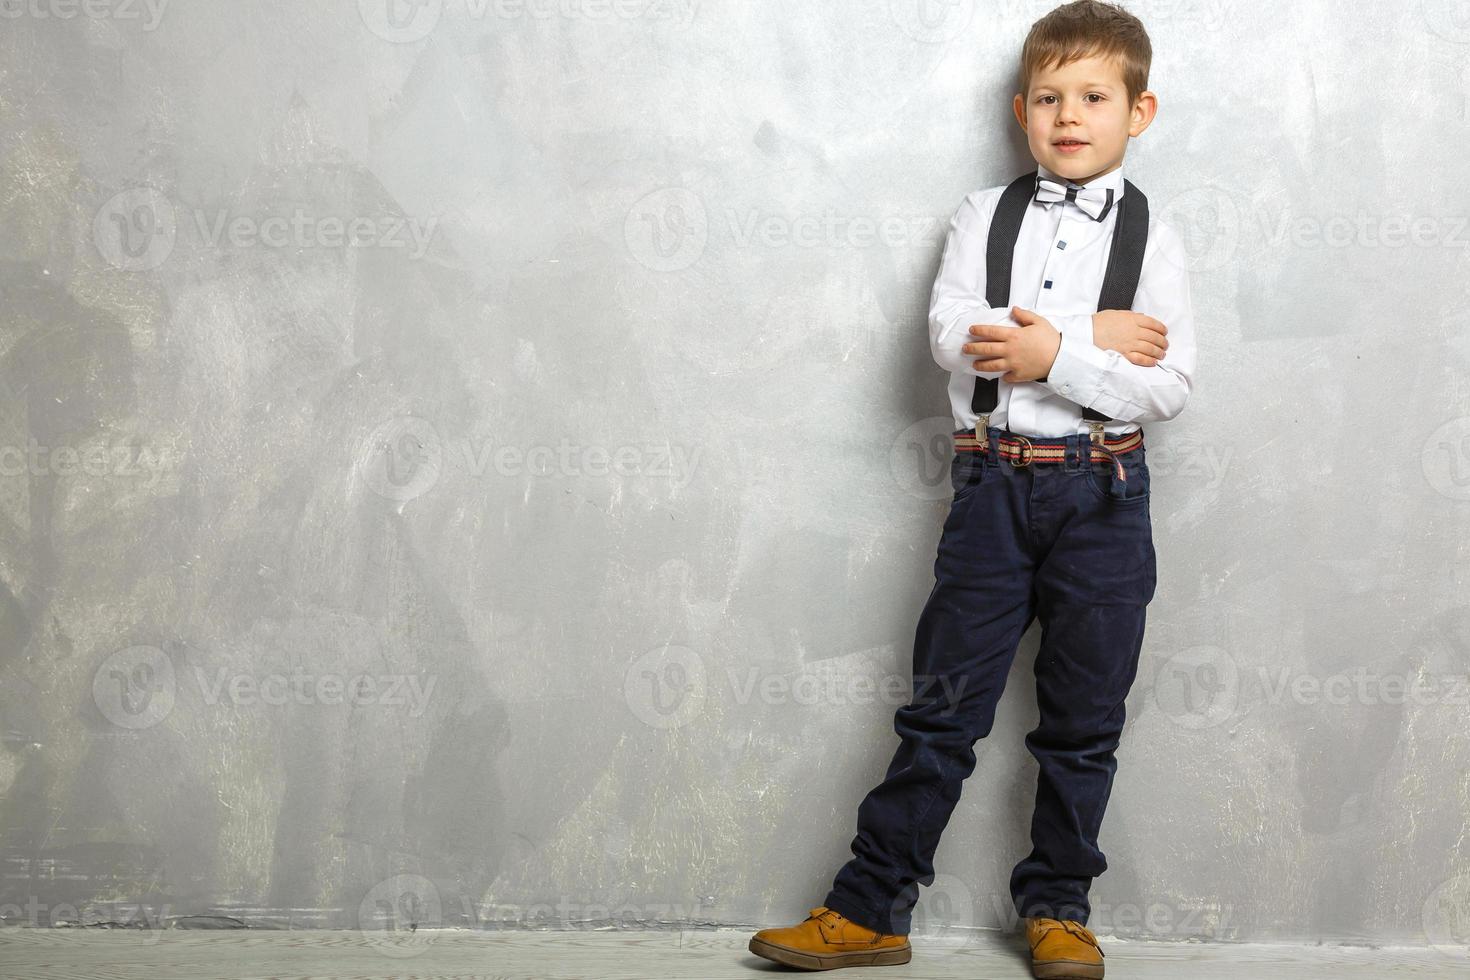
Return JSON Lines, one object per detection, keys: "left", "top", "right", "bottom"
{"left": 969, "top": 171, "right": 1151, "bottom": 434}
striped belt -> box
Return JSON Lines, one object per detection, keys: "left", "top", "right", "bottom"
{"left": 955, "top": 426, "right": 1144, "bottom": 487}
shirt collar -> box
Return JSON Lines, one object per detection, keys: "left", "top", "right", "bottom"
{"left": 1035, "top": 162, "right": 1127, "bottom": 202}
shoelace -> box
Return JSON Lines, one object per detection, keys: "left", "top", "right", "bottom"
{"left": 1033, "top": 918, "right": 1104, "bottom": 957}
{"left": 1060, "top": 920, "right": 1099, "bottom": 948}
{"left": 809, "top": 907, "right": 840, "bottom": 936}
{"left": 810, "top": 907, "right": 888, "bottom": 945}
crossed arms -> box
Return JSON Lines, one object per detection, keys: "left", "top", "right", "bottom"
{"left": 927, "top": 190, "right": 1197, "bottom": 424}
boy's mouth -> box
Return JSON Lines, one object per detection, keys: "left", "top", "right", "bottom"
{"left": 1053, "top": 138, "right": 1088, "bottom": 153}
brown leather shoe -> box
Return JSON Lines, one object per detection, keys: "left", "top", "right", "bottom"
{"left": 748, "top": 906, "right": 912, "bottom": 970}
{"left": 1025, "top": 916, "right": 1104, "bottom": 979}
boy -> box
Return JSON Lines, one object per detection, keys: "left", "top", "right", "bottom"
{"left": 748, "top": 3, "right": 1196, "bottom": 978}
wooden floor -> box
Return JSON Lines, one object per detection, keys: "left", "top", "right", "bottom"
{"left": 0, "top": 928, "right": 1465, "bottom": 978}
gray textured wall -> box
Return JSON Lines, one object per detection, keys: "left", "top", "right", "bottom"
{"left": 1, "top": 0, "right": 1468, "bottom": 954}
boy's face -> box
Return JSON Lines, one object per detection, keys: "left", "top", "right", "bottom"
{"left": 1012, "top": 52, "right": 1156, "bottom": 185}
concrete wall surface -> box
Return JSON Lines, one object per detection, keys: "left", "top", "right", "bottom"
{"left": 1, "top": 0, "right": 1468, "bottom": 952}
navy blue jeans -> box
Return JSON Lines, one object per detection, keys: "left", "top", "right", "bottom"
{"left": 824, "top": 425, "right": 1156, "bottom": 935}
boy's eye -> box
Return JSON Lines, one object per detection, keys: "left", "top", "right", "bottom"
{"left": 1037, "top": 94, "right": 1104, "bottom": 104}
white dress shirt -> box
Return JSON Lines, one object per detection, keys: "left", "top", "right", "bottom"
{"left": 927, "top": 161, "right": 1197, "bottom": 438}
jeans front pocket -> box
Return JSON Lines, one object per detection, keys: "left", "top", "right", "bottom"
{"left": 949, "top": 450, "right": 988, "bottom": 501}
{"left": 1082, "top": 449, "right": 1150, "bottom": 505}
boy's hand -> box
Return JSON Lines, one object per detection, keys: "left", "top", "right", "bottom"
{"left": 963, "top": 307, "right": 1062, "bottom": 382}
{"left": 1092, "top": 310, "right": 1169, "bottom": 366}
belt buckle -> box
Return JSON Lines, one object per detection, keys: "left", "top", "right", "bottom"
{"left": 1011, "top": 435, "right": 1034, "bottom": 467}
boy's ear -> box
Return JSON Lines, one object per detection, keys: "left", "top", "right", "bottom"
{"left": 1012, "top": 93, "right": 1028, "bottom": 131}
{"left": 1128, "top": 91, "right": 1158, "bottom": 137}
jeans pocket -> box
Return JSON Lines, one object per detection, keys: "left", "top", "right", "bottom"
{"left": 1083, "top": 451, "right": 1150, "bottom": 505}
{"left": 950, "top": 451, "right": 987, "bottom": 501}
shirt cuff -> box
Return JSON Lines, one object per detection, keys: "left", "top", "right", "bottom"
{"left": 1043, "top": 324, "right": 1116, "bottom": 407}
{"left": 1050, "top": 313, "right": 1095, "bottom": 345}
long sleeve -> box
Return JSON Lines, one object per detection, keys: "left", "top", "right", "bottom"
{"left": 1040, "top": 218, "right": 1197, "bottom": 423}
{"left": 927, "top": 190, "right": 1017, "bottom": 380}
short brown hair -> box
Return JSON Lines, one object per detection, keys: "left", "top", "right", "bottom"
{"left": 1018, "top": 1, "right": 1152, "bottom": 108}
